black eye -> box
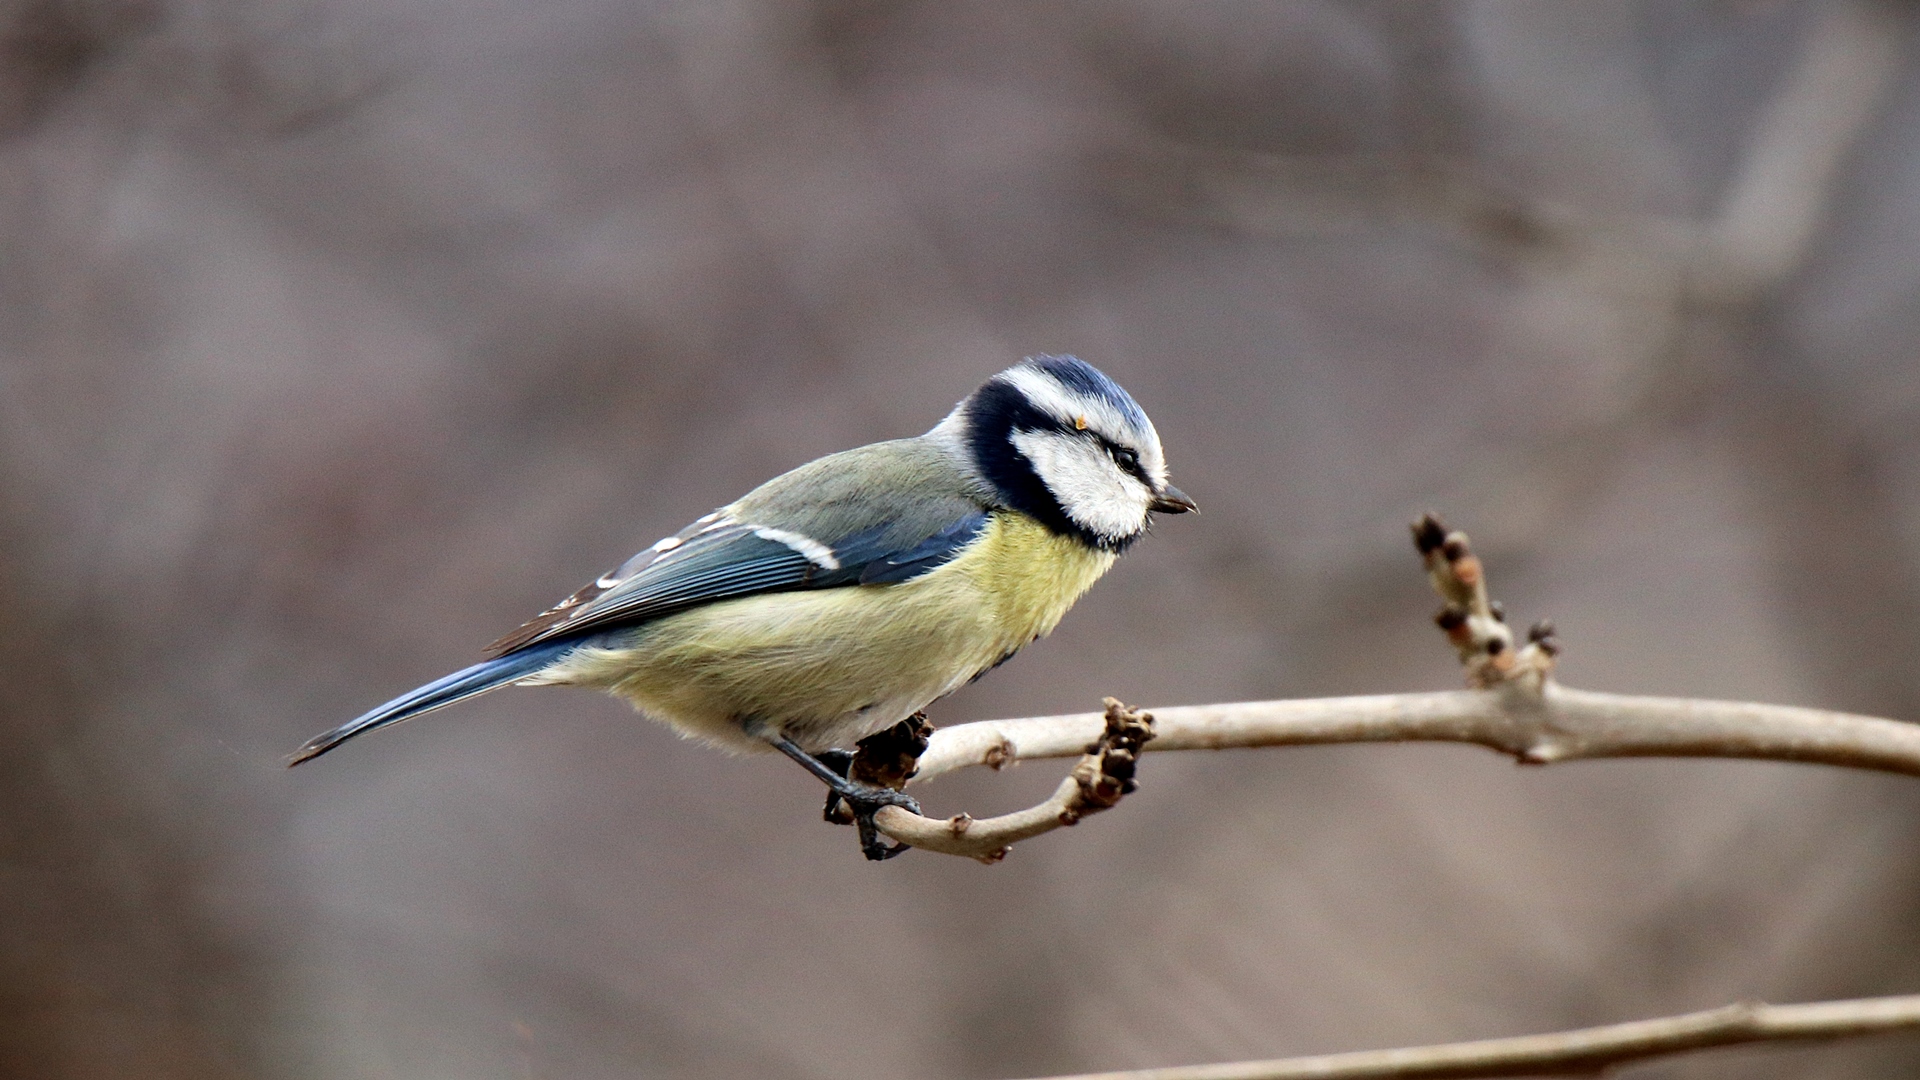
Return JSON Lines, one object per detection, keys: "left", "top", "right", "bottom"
{"left": 1110, "top": 446, "right": 1141, "bottom": 473}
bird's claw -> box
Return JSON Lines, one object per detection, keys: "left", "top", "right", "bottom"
{"left": 773, "top": 721, "right": 929, "bottom": 860}
{"left": 842, "top": 783, "right": 920, "bottom": 861}
{"left": 817, "top": 755, "right": 921, "bottom": 858}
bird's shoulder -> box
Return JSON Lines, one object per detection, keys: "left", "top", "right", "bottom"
{"left": 731, "top": 436, "right": 992, "bottom": 550}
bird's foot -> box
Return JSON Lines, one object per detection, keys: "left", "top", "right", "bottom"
{"left": 770, "top": 728, "right": 927, "bottom": 861}
{"left": 842, "top": 784, "right": 921, "bottom": 861}
{"left": 818, "top": 765, "right": 921, "bottom": 860}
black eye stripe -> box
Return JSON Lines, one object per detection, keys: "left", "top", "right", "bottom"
{"left": 965, "top": 378, "right": 1149, "bottom": 552}
{"left": 1009, "top": 419, "right": 1145, "bottom": 472}
{"left": 1095, "top": 437, "right": 1147, "bottom": 481}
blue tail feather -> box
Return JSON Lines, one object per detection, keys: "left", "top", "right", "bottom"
{"left": 289, "top": 638, "right": 577, "bottom": 765}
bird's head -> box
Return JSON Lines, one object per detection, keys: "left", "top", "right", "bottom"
{"left": 933, "top": 355, "right": 1194, "bottom": 551}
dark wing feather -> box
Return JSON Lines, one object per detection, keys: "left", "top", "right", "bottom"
{"left": 486, "top": 522, "right": 812, "bottom": 655}
{"left": 858, "top": 513, "right": 989, "bottom": 584}
{"left": 484, "top": 508, "right": 990, "bottom": 657}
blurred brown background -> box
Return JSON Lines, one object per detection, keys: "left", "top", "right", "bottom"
{"left": 6, "top": 1, "right": 1920, "bottom": 1077}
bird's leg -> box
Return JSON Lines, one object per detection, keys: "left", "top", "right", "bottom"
{"left": 816, "top": 749, "right": 855, "bottom": 825}
{"left": 769, "top": 735, "right": 922, "bottom": 861}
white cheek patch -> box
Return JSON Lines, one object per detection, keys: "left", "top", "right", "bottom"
{"left": 1010, "top": 429, "right": 1152, "bottom": 541}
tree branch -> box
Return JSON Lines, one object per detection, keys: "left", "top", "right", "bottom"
{"left": 871, "top": 514, "right": 1920, "bottom": 858}
{"left": 1012, "top": 994, "right": 1920, "bottom": 1080}
{"left": 899, "top": 682, "right": 1920, "bottom": 787}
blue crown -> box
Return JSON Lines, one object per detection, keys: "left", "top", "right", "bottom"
{"left": 1021, "top": 354, "right": 1149, "bottom": 430}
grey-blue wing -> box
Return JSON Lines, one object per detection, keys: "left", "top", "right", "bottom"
{"left": 856, "top": 514, "right": 991, "bottom": 584}
{"left": 484, "top": 508, "right": 990, "bottom": 657}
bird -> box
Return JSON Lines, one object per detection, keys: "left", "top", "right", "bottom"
{"left": 290, "top": 355, "right": 1193, "bottom": 858}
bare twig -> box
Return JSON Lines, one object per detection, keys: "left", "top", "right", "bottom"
{"left": 890, "top": 515, "right": 1920, "bottom": 801}
{"left": 1015, "top": 994, "right": 1920, "bottom": 1080}
{"left": 1411, "top": 513, "right": 1556, "bottom": 687}
{"left": 867, "top": 512, "right": 1920, "bottom": 855}
{"left": 900, "top": 683, "right": 1920, "bottom": 788}
{"left": 870, "top": 699, "right": 1155, "bottom": 863}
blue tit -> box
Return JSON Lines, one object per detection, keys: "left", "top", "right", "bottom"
{"left": 291, "top": 355, "right": 1193, "bottom": 856}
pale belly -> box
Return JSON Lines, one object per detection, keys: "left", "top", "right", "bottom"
{"left": 532, "top": 515, "right": 1116, "bottom": 752}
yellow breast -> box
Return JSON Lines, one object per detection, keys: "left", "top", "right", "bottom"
{"left": 542, "top": 513, "right": 1117, "bottom": 751}
{"left": 952, "top": 512, "right": 1119, "bottom": 650}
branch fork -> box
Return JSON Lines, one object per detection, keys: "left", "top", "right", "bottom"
{"left": 867, "top": 699, "right": 1156, "bottom": 863}
{"left": 1066, "top": 699, "right": 1155, "bottom": 818}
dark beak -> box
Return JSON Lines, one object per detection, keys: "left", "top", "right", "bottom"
{"left": 1150, "top": 484, "right": 1197, "bottom": 514}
